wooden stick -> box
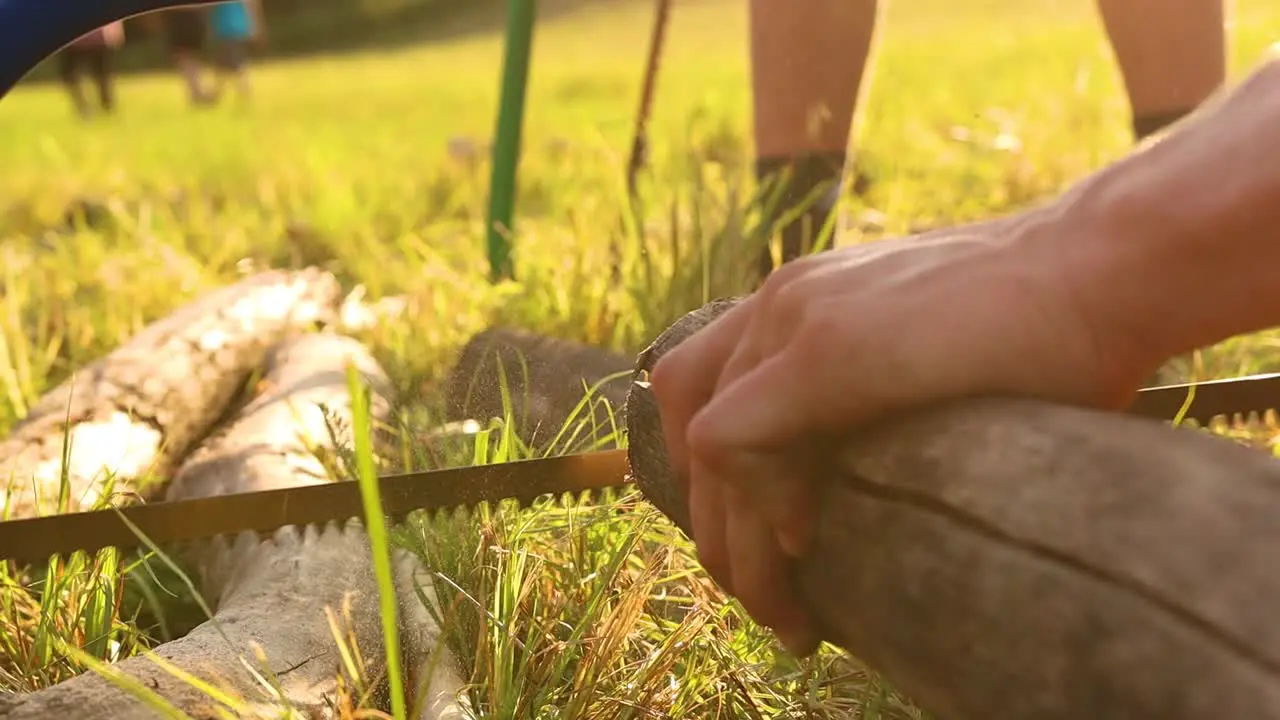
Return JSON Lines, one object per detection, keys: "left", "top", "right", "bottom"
{"left": 626, "top": 298, "right": 1280, "bottom": 720}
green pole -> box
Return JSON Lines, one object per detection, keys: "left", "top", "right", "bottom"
{"left": 485, "top": 0, "right": 537, "bottom": 282}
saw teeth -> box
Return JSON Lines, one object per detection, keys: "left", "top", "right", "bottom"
{"left": 399, "top": 486, "right": 628, "bottom": 526}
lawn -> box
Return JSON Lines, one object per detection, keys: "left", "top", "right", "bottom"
{"left": 3, "top": 0, "right": 1280, "bottom": 716}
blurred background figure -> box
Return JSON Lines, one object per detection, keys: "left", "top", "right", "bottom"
{"left": 210, "top": 0, "right": 267, "bottom": 103}
{"left": 58, "top": 21, "right": 125, "bottom": 118}
{"left": 161, "top": 7, "right": 216, "bottom": 105}
{"left": 750, "top": 0, "right": 1228, "bottom": 278}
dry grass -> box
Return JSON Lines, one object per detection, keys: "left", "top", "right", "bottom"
{"left": 3, "top": 0, "right": 1280, "bottom": 716}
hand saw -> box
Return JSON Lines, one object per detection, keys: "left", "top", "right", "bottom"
{"left": 3, "top": 373, "right": 1279, "bottom": 566}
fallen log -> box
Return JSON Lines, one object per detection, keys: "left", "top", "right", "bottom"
{"left": 626, "top": 298, "right": 1280, "bottom": 720}
{"left": 0, "top": 333, "right": 468, "bottom": 719}
{"left": 0, "top": 267, "right": 342, "bottom": 518}
{"left": 444, "top": 327, "right": 632, "bottom": 449}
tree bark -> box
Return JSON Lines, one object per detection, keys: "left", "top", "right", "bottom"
{"left": 626, "top": 298, "right": 1280, "bottom": 720}
{"left": 0, "top": 333, "right": 468, "bottom": 720}
{"left": 444, "top": 327, "right": 631, "bottom": 449}
{"left": 0, "top": 268, "right": 342, "bottom": 519}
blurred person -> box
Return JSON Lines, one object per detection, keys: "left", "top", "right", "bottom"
{"left": 751, "top": 0, "right": 1227, "bottom": 278}
{"left": 209, "top": 0, "right": 266, "bottom": 103}
{"left": 59, "top": 21, "right": 125, "bottom": 118}
{"left": 161, "top": 7, "right": 215, "bottom": 105}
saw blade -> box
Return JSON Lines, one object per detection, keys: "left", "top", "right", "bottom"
{"left": 1128, "top": 372, "right": 1280, "bottom": 424}
{"left": 4, "top": 373, "right": 1280, "bottom": 567}
{"left": 0, "top": 449, "right": 630, "bottom": 566}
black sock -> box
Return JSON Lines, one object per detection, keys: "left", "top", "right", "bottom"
{"left": 754, "top": 151, "right": 847, "bottom": 280}
{"left": 1132, "top": 109, "right": 1195, "bottom": 143}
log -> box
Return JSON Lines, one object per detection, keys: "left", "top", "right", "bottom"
{"left": 0, "top": 268, "right": 342, "bottom": 519}
{"left": 444, "top": 327, "right": 632, "bottom": 449}
{"left": 0, "top": 333, "right": 468, "bottom": 719}
{"left": 625, "top": 298, "right": 1280, "bottom": 720}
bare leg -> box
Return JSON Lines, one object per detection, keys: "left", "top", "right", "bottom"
{"left": 235, "top": 66, "right": 252, "bottom": 100}
{"left": 749, "top": 0, "right": 878, "bottom": 278}
{"left": 173, "top": 51, "right": 213, "bottom": 105}
{"left": 231, "top": 43, "right": 253, "bottom": 100}
{"left": 90, "top": 47, "right": 115, "bottom": 113}
{"left": 1096, "top": 0, "right": 1226, "bottom": 141}
{"left": 59, "top": 51, "right": 91, "bottom": 118}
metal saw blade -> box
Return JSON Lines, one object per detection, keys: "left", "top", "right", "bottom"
{"left": 0, "top": 449, "right": 630, "bottom": 566}
{"left": 4, "top": 373, "right": 1280, "bottom": 567}
{"left": 1127, "top": 372, "right": 1280, "bottom": 424}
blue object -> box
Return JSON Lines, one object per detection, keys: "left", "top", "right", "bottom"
{"left": 210, "top": 1, "right": 253, "bottom": 41}
{"left": 0, "top": 0, "right": 227, "bottom": 98}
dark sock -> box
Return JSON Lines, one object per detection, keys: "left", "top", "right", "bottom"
{"left": 1132, "top": 109, "right": 1194, "bottom": 143}
{"left": 754, "top": 150, "right": 847, "bottom": 280}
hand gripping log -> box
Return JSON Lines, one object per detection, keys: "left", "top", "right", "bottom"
{"left": 625, "top": 298, "right": 1280, "bottom": 720}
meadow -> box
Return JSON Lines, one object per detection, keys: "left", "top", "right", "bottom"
{"left": 3, "top": 0, "right": 1280, "bottom": 716}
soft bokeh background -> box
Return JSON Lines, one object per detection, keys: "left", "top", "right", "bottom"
{"left": 3, "top": 0, "right": 1280, "bottom": 716}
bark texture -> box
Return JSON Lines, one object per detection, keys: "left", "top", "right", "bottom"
{"left": 444, "top": 327, "right": 632, "bottom": 448}
{"left": 626, "top": 298, "right": 1280, "bottom": 720}
{"left": 0, "top": 268, "right": 341, "bottom": 518}
{"left": 1, "top": 333, "right": 468, "bottom": 719}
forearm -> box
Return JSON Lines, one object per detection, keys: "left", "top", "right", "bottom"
{"left": 1054, "top": 58, "right": 1280, "bottom": 371}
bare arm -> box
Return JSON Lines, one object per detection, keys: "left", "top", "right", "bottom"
{"left": 1055, "top": 58, "right": 1280, "bottom": 371}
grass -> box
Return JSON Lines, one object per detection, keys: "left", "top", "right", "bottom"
{"left": 3, "top": 0, "right": 1280, "bottom": 716}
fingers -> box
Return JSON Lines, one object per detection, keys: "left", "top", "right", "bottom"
{"left": 651, "top": 290, "right": 836, "bottom": 658}
{"left": 738, "top": 454, "right": 815, "bottom": 557}
{"left": 687, "top": 347, "right": 815, "bottom": 457}
{"left": 694, "top": 310, "right": 820, "bottom": 553}
{"left": 649, "top": 298, "right": 756, "bottom": 485}
{"left": 723, "top": 484, "right": 820, "bottom": 656}
{"left": 686, "top": 310, "right": 864, "bottom": 555}
{"left": 688, "top": 303, "right": 891, "bottom": 456}
{"left": 689, "top": 458, "right": 732, "bottom": 594}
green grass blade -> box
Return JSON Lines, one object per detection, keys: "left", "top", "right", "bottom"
{"left": 346, "top": 363, "right": 407, "bottom": 720}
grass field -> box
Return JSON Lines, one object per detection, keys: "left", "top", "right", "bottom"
{"left": 4, "top": 0, "right": 1280, "bottom": 716}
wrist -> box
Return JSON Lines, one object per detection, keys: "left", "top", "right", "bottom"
{"left": 1040, "top": 183, "right": 1194, "bottom": 385}
{"left": 1042, "top": 61, "right": 1280, "bottom": 381}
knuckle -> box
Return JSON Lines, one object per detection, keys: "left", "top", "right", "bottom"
{"left": 758, "top": 269, "right": 823, "bottom": 350}
{"left": 757, "top": 256, "right": 812, "bottom": 299}
{"left": 684, "top": 410, "right": 724, "bottom": 461}
{"left": 792, "top": 303, "right": 843, "bottom": 353}
{"left": 771, "top": 278, "right": 807, "bottom": 323}
{"left": 647, "top": 348, "right": 691, "bottom": 403}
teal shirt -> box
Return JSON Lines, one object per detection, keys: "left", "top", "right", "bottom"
{"left": 210, "top": 2, "right": 254, "bottom": 40}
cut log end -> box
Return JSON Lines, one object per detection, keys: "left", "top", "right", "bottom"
{"left": 445, "top": 327, "right": 632, "bottom": 448}
{"left": 625, "top": 297, "right": 1280, "bottom": 720}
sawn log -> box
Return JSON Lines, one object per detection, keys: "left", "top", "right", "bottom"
{"left": 0, "top": 333, "right": 468, "bottom": 719}
{"left": 0, "top": 268, "right": 341, "bottom": 518}
{"left": 625, "top": 298, "right": 1280, "bottom": 720}
{"left": 445, "top": 327, "right": 632, "bottom": 449}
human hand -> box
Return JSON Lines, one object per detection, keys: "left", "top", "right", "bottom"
{"left": 648, "top": 209, "right": 1157, "bottom": 656}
